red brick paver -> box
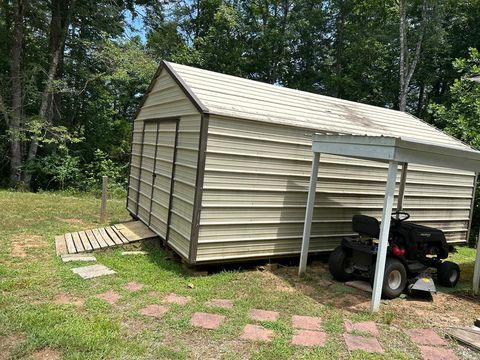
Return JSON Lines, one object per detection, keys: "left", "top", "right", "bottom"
{"left": 163, "top": 293, "right": 191, "bottom": 305}
{"left": 344, "top": 320, "right": 379, "bottom": 336}
{"left": 125, "top": 282, "right": 144, "bottom": 292}
{"left": 343, "top": 334, "right": 384, "bottom": 353}
{"left": 191, "top": 312, "right": 226, "bottom": 329}
{"left": 419, "top": 346, "right": 459, "bottom": 360}
{"left": 292, "top": 315, "right": 322, "bottom": 331}
{"left": 291, "top": 330, "right": 326, "bottom": 347}
{"left": 95, "top": 290, "right": 120, "bottom": 305}
{"left": 406, "top": 329, "right": 446, "bottom": 346}
{"left": 240, "top": 324, "right": 274, "bottom": 342}
{"left": 140, "top": 304, "right": 168, "bottom": 318}
{"left": 249, "top": 309, "right": 279, "bottom": 321}
{"left": 207, "top": 299, "right": 234, "bottom": 309}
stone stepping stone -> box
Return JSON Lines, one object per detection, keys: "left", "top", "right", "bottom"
{"left": 345, "top": 280, "right": 373, "bottom": 293}
{"left": 140, "top": 304, "right": 168, "bottom": 318}
{"left": 240, "top": 324, "right": 273, "bottom": 342}
{"left": 191, "top": 312, "right": 226, "bottom": 329}
{"left": 343, "top": 334, "right": 384, "bottom": 353}
{"left": 163, "top": 293, "right": 191, "bottom": 305}
{"left": 207, "top": 299, "right": 234, "bottom": 309}
{"left": 95, "top": 290, "right": 120, "bottom": 305}
{"left": 419, "top": 346, "right": 459, "bottom": 360}
{"left": 121, "top": 251, "right": 148, "bottom": 256}
{"left": 344, "top": 320, "right": 379, "bottom": 336}
{"left": 125, "top": 282, "right": 144, "bottom": 292}
{"left": 292, "top": 315, "right": 322, "bottom": 331}
{"left": 405, "top": 329, "right": 447, "bottom": 346}
{"left": 61, "top": 254, "right": 96, "bottom": 263}
{"left": 291, "top": 330, "right": 326, "bottom": 347}
{"left": 248, "top": 309, "right": 279, "bottom": 322}
{"left": 71, "top": 264, "right": 115, "bottom": 279}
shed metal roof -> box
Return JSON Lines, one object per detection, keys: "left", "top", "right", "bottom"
{"left": 162, "top": 61, "right": 470, "bottom": 150}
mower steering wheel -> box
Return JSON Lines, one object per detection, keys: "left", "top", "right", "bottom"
{"left": 392, "top": 210, "right": 410, "bottom": 221}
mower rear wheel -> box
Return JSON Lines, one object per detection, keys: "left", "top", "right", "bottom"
{"left": 437, "top": 261, "right": 460, "bottom": 287}
{"left": 381, "top": 258, "right": 407, "bottom": 299}
{"left": 328, "top": 246, "right": 354, "bottom": 282}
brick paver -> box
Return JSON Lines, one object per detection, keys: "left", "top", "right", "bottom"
{"left": 406, "top": 329, "right": 447, "bottom": 346}
{"left": 292, "top": 315, "right": 322, "bottom": 331}
{"left": 140, "top": 304, "right": 168, "bottom": 318}
{"left": 207, "top": 299, "right": 234, "bottom": 309}
{"left": 291, "top": 330, "right": 326, "bottom": 347}
{"left": 343, "top": 334, "right": 384, "bottom": 353}
{"left": 419, "top": 346, "right": 459, "bottom": 360}
{"left": 95, "top": 290, "right": 120, "bottom": 305}
{"left": 344, "top": 320, "right": 379, "bottom": 336}
{"left": 163, "top": 293, "right": 191, "bottom": 305}
{"left": 240, "top": 324, "right": 274, "bottom": 342}
{"left": 191, "top": 312, "right": 226, "bottom": 329}
{"left": 125, "top": 282, "right": 144, "bottom": 292}
{"left": 248, "top": 309, "right": 279, "bottom": 322}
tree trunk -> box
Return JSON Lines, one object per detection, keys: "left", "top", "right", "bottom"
{"left": 9, "top": 0, "right": 26, "bottom": 186}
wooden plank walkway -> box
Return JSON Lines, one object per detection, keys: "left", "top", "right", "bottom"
{"left": 55, "top": 221, "right": 158, "bottom": 256}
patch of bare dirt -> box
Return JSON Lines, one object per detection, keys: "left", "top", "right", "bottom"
{"left": 53, "top": 292, "right": 85, "bottom": 307}
{"left": 56, "top": 217, "right": 86, "bottom": 226}
{"left": 10, "top": 234, "right": 46, "bottom": 258}
{"left": 0, "top": 334, "right": 24, "bottom": 360}
{"left": 32, "top": 347, "right": 61, "bottom": 360}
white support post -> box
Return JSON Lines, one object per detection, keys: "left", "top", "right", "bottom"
{"left": 474, "top": 228, "right": 480, "bottom": 295}
{"left": 397, "top": 163, "right": 408, "bottom": 211}
{"left": 370, "top": 161, "right": 398, "bottom": 312}
{"left": 298, "top": 152, "right": 320, "bottom": 276}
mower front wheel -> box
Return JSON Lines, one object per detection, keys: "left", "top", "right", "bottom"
{"left": 328, "top": 246, "right": 354, "bottom": 282}
{"left": 437, "top": 261, "right": 460, "bottom": 287}
{"left": 381, "top": 258, "right": 407, "bottom": 299}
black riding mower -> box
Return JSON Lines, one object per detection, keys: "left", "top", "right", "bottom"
{"left": 328, "top": 210, "right": 460, "bottom": 299}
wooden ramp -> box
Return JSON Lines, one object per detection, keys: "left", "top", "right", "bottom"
{"left": 55, "top": 221, "right": 158, "bottom": 256}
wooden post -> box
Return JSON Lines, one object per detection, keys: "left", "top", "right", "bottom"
{"left": 100, "top": 176, "right": 108, "bottom": 223}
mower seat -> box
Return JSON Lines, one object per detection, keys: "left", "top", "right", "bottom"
{"left": 352, "top": 215, "right": 380, "bottom": 238}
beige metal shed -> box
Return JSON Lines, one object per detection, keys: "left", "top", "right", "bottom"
{"left": 127, "top": 61, "right": 477, "bottom": 265}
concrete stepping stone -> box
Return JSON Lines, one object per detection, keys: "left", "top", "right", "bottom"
{"left": 344, "top": 320, "right": 379, "bottom": 336}
{"left": 207, "top": 299, "right": 234, "bottom": 309}
{"left": 249, "top": 309, "right": 279, "bottom": 322}
{"left": 406, "top": 329, "right": 446, "bottom": 346}
{"left": 345, "top": 280, "right": 372, "bottom": 293}
{"left": 343, "top": 334, "right": 384, "bottom": 353}
{"left": 121, "top": 251, "right": 148, "bottom": 256}
{"left": 95, "top": 290, "right": 120, "bottom": 305}
{"left": 240, "top": 324, "right": 273, "bottom": 342}
{"left": 419, "top": 346, "right": 459, "bottom": 360}
{"left": 191, "top": 312, "right": 226, "bottom": 329}
{"left": 163, "top": 293, "right": 191, "bottom": 305}
{"left": 292, "top": 315, "right": 322, "bottom": 331}
{"left": 61, "top": 254, "right": 96, "bottom": 262}
{"left": 291, "top": 330, "right": 326, "bottom": 347}
{"left": 125, "top": 282, "right": 144, "bottom": 292}
{"left": 71, "top": 264, "right": 115, "bottom": 279}
{"left": 140, "top": 304, "right": 168, "bottom": 318}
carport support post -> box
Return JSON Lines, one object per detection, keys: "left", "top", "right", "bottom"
{"left": 298, "top": 152, "right": 320, "bottom": 276}
{"left": 371, "top": 160, "right": 398, "bottom": 312}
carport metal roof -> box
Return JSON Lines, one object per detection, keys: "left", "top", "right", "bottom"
{"left": 299, "top": 134, "right": 480, "bottom": 312}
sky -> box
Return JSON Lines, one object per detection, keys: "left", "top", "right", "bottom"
{"left": 123, "top": 6, "right": 147, "bottom": 43}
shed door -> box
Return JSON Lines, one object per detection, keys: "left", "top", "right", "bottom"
{"left": 135, "top": 119, "right": 178, "bottom": 241}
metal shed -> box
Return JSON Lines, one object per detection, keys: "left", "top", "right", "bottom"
{"left": 127, "top": 61, "right": 477, "bottom": 265}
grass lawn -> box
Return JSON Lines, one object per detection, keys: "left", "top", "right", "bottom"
{"left": 0, "top": 190, "right": 479, "bottom": 359}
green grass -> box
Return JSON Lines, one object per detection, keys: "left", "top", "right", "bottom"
{"left": 0, "top": 190, "right": 479, "bottom": 359}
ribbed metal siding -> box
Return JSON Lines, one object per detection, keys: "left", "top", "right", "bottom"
{"left": 127, "top": 69, "right": 200, "bottom": 259}
{"left": 196, "top": 116, "right": 474, "bottom": 263}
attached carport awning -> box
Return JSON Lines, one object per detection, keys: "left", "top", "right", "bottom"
{"left": 298, "top": 134, "right": 480, "bottom": 312}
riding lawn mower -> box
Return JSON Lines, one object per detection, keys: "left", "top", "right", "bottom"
{"left": 328, "top": 210, "right": 460, "bottom": 299}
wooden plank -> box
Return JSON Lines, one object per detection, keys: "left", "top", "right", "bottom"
{"left": 55, "top": 235, "right": 68, "bottom": 256}
{"left": 71, "top": 232, "right": 85, "bottom": 252}
{"left": 92, "top": 228, "right": 108, "bottom": 248}
{"left": 111, "top": 226, "right": 130, "bottom": 244}
{"left": 447, "top": 327, "right": 480, "bottom": 351}
{"left": 98, "top": 227, "right": 116, "bottom": 247}
{"left": 115, "top": 221, "right": 156, "bottom": 242}
{"left": 64, "top": 233, "right": 76, "bottom": 254}
{"left": 78, "top": 231, "right": 93, "bottom": 252}
{"left": 105, "top": 227, "right": 123, "bottom": 245}
{"left": 86, "top": 229, "right": 101, "bottom": 250}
